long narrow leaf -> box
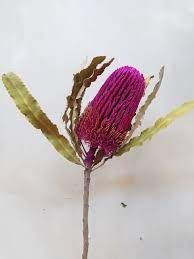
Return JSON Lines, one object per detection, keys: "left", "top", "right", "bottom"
{"left": 2, "top": 72, "right": 81, "bottom": 165}
{"left": 135, "top": 67, "right": 164, "bottom": 124}
{"left": 116, "top": 100, "right": 194, "bottom": 156}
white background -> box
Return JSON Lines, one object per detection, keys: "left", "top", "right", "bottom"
{"left": 0, "top": 0, "right": 194, "bottom": 258}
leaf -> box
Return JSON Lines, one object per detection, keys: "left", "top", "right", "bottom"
{"left": 83, "top": 58, "right": 114, "bottom": 88}
{"left": 115, "top": 100, "right": 194, "bottom": 156}
{"left": 63, "top": 56, "right": 114, "bottom": 159}
{"left": 122, "top": 66, "right": 164, "bottom": 145}
{"left": 135, "top": 66, "right": 164, "bottom": 125}
{"left": 2, "top": 72, "right": 81, "bottom": 165}
{"left": 62, "top": 56, "right": 106, "bottom": 124}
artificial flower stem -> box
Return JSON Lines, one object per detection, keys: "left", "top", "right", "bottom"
{"left": 82, "top": 167, "right": 92, "bottom": 259}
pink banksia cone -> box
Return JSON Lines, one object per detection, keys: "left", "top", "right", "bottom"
{"left": 75, "top": 66, "right": 146, "bottom": 168}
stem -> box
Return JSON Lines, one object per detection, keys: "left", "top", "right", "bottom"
{"left": 82, "top": 167, "right": 91, "bottom": 259}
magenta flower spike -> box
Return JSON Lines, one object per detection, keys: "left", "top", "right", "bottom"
{"left": 75, "top": 66, "right": 146, "bottom": 168}
{"left": 2, "top": 56, "right": 194, "bottom": 259}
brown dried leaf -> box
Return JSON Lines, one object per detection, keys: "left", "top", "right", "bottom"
{"left": 62, "top": 56, "right": 106, "bottom": 124}
{"left": 63, "top": 56, "right": 114, "bottom": 160}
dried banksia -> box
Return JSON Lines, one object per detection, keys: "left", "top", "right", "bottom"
{"left": 2, "top": 56, "right": 194, "bottom": 259}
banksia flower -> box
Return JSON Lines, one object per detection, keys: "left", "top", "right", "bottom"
{"left": 75, "top": 66, "right": 145, "bottom": 168}
{"left": 2, "top": 56, "right": 194, "bottom": 259}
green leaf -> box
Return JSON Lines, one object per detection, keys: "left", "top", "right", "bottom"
{"left": 2, "top": 72, "right": 81, "bottom": 165}
{"left": 116, "top": 100, "right": 194, "bottom": 156}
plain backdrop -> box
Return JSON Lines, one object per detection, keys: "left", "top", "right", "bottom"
{"left": 0, "top": 0, "right": 194, "bottom": 259}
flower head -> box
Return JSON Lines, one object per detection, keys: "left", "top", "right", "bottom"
{"left": 75, "top": 66, "right": 145, "bottom": 167}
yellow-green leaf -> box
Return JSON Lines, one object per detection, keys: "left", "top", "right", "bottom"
{"left": 116, "top": 100, "right": 194, "bottom": 156}
{"left": 2, "top": 72, "right": 81, "bottom": 165}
